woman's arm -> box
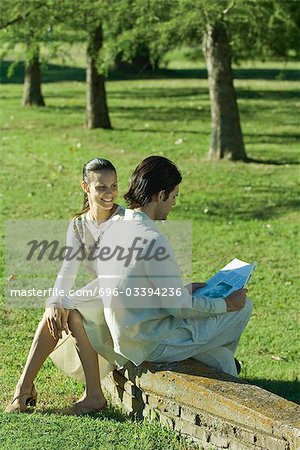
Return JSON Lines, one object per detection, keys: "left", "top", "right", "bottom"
{"left": 46, "top": 219, "right": 81, "bottom": 308}
{"left": 61, "top": 277, "right": 101, "bottom": 309}
{"left": 45, "top": 219, "right": 81, "bottom": 338}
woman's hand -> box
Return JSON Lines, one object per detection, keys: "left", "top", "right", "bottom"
{"left": 45, "top": 305, "right": 70, "bottom": 340}
{"left": 185, "top": 282, "right": 206, "bottom": 295}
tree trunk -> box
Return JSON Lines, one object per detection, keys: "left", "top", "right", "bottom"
{"left": 203, "top": 22, "right": 247, "bottom": 161}
{"left": 22, "top": 45, "right": 45, "bottom": 107}
{"left": 115, "top": 44, "right": 157, "bottom": 73}
{"left": 86, "top": 24, "right": 112, "bottom": 129}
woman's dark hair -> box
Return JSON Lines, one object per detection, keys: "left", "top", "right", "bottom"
{"left": 124, "top": 156, "right": 182, "bottom": 208}
{"left": 74, "top": 158, "right": 116, "bottom": 218}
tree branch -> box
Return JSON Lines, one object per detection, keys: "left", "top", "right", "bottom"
{"left": 0, "top": 10, "right": 31, "bottom": 30}
{"left": 0, "top": 2, "right": 48, "bottom": 30}
{"left": 222, "top": 0, "right": 236, "bottom": 18}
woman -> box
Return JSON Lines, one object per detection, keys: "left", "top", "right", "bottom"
{"left": 5, "top": 157, "right": 127, "bottom": 414}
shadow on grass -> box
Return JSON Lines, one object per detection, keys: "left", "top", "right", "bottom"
{"left": 180, "top": 195, "right": 300, "bottom": 221}
{"left": 245, "top": 132, "right": 300, "bottom": 144}
{"left": 245, "top": 378, "right": 300, "bottom": 405}
{"left": 110, "top": 87, "right": 300, "bottom": 101}
{"left": 116, "top": 126, "right": 209, "bottom": 135}
{"left": 109, "top": 87, "right": 209, "bottom": 98}
{"left": 246, "top": 156, "right": 300, "bottom": 166}
{"left": 238, "top": 88, "right": 300, "bottom": 100}
{"left": 0, "top": 61, "right": 86, "bottom": 84}
{"left": 35, "top": 403, "right": 128, "bottom": 422}
{"left": 1, "top": 60, "right": 300, "bottom": 84}
{"left": 111, "top": 105, "right": 210, "bottom": 122}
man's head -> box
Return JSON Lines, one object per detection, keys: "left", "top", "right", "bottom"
{"left": 124, "top": 156, "right": 182, "bottom": 220}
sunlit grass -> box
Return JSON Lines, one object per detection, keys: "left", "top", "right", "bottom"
{"left": 0, "top": 54, "right": 299, "bottom": 448}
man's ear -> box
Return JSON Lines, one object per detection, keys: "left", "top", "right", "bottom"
{"left": 157, "top": 190, "right": 165, "bottom": 202}
{"left": 81, "top": 180, "right": 90, "bottom": 193}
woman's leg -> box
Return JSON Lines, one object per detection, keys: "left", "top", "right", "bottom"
{"left": 5, "top": 313, "right": 58, "bottom": 411}
{"left": 66, "top": 310, "right": 106, "bottom": 411}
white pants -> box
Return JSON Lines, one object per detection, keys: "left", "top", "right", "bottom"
{"left": 147, "top": 298, "right": 253, "bottom": 377}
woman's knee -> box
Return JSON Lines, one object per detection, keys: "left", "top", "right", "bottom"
{"left": 40, "top": 312, "right": 50, "bottom": 331}
{"left": 68, "top": 310, "right": 84, "bottom": 334}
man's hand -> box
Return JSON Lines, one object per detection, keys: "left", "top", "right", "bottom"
{"left": 225, "top": 288, "right": 248, "bottom": 311}
{"left": 45, "top": 306, "right": 70, "bottom": 340}
{"left": 185, "top": 282, "right": 206, "bottom": 295}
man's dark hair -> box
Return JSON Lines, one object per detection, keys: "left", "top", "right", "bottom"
{"left": 124, "top": 156, "right": 182, "bottom": 208}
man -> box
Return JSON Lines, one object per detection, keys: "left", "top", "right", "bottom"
{"left": 99, "top": 156, "right": 252, "bottom": 377}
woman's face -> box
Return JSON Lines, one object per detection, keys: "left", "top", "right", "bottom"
{"left": 83, "top": 170, "right": 118, "bottom": 210}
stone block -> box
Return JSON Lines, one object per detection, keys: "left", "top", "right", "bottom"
{"left": 121, "top": 389, "right": 143, "bottom": 414}
{"left": 105, "top": 361, "right": 300, "bottom": 449}
{"left": 174, "top": 416, "right": 208, "bottom": 442}
{"left": 142, "top": 391, "right": 149, "bottom": 404}
{"left": 234, "top": 428, "right": 256, "bottom": 445}
{"left": 112, "top": 370, "right": 140, "bottom": 397}
{"left": 255, "top": 434, "right": 288, "bottom": 450}
{"left": 209, "top": 434, "right": 229, "bottom": 448}
{"left": 102, "top": 377, "right": 121, "bottom": 401}
{"left": 158, "top": 412, "right": 175, "bottom": 430}
{"left": 228, "top": 439, "right": 255, "bottom": 450}
{"left": 147, "top": 394, "right": 180, "bottom": 417}
{"left": 180, "top": 405, "right": 199, "bottom": 424}
{"left": 130, "top": 361, "right": 300, "bottom": 439}
{"left": 142, "top": 404, "right": 152, "bottom": 418}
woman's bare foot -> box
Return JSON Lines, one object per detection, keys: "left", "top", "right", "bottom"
{"left": 5, "top": 384, "right": 37, "bottom": 413}
{"left": 60, "top": 392, "right": 107, "bottom": 416}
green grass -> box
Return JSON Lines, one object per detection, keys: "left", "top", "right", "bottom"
{"left": 0, "top": 414, "right": 191, "bottom": 450}
{"left": 0, "top": 52, "right": 299, "bottom": 448}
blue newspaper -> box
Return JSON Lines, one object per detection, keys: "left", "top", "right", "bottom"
{"left": 194, "top": 258, "right": 256, "bottom": 299}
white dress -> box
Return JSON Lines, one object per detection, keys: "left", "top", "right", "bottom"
{"left": 49, "top": 206, "right": 128, "bottom": 382}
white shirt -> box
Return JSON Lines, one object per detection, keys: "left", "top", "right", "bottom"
{"left": 96, "top": 209, "right": 227, "bottom": 365}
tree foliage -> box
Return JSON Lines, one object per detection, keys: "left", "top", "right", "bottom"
{"left": 108, "top": 0, "right": 300, "bottom": 63}
{"left": 1, "top": 0, "right": 299, "bottom": 139}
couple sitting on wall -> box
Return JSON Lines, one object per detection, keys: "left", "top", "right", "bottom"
{"left": 5, "top": 156, "right": 252, "bottom": 415}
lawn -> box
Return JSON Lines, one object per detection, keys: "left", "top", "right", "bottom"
{"left": 0, "top": 50, "right": 299, "bottom": 449}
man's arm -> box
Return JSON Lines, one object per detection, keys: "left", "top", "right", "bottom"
{"left": 143, "top": 235, "right": 228, "bottom": 318}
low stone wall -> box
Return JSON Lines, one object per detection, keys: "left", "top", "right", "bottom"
{"left": 102, "top": 359, "right": 300, "bottom": 450}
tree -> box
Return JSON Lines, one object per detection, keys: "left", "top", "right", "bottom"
{"left": 199, "top": 1, "right": 250, "bottom": 161}
{"left": 200, "top": 0, "right": 300, "bottom": 160}
{"left": 203, "top": 19, "right": 246, "bottom": 160}
{"left": 22, "top": 42, "right": 45, "bottom": 106}
{"left": 183, "top": 0, "right": 300, "bottom": 160}
{"left": 0, "top": 0, "right": 51, "bottom": 106}
{"left": 114, "top": 44, "right": 158, "bottom": 73}
{"left": 117, "top": 0, "right": 300, "bottom": 161}
{"left": 53, "top": 0, "right": 112, "bottom": 129}
{"left": 112, "top": 0, "right": 247, "bottom": 159}
{"left": 0, "top": 0, "right": 113, "bottom": 127}
{"left": 86, "top": 24, "right": 111, "bottom": 129}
